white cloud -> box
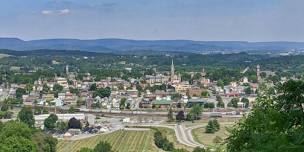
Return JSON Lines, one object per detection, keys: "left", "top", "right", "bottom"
{"left": 41, "top": 9, "right": 70, "bottom": 16}
{"left": 41, "top": 10, "right": 53, "bottom": 15}
{"left": 58, "top": 9, "right": 70, "bottom": 15}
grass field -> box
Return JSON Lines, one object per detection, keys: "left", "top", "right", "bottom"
{"left": 57, "top": 130, "right": 160, "bottom": 152}
{"left": 192, "top": 125, "right": 232, "bottom": 146}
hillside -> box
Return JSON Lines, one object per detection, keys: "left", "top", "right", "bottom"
{"left": 0, "top": 38, "right": 304, "bottom": 53}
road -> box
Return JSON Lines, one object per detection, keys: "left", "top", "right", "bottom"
{"left": 175, "top": 124, "right": 204, "bottom": 148}
{"left": 129, "top": 124, "right": 204, "bottom": 148}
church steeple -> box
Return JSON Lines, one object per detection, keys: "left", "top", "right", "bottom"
{"left": 257, "top": 64, "right": 261, "bottom": 83}
{"left": 171, "top": 59, "right": 175, "bottom": 78}
{"left": 201, "top": 67, "right": 206, "bottom": 77}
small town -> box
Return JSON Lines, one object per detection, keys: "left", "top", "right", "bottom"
{"left": 0, "top": 58, "right": 275, "bottom": 137}
{"left": 1, "top": 1, "right": 304, "bottom": 152}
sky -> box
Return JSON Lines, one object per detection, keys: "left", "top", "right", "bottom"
{"left": 0, "top": 0, "right": 303, "bottom": 41}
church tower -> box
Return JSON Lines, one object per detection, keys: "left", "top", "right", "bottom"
{"left": 65, "top": 65, "right": 69, "bottom": 75}
{"left": 201, "top": 67, "right": 206, "bottom": 78}
{"left": 256, "top": 65, "right": 261, "bottom": 83}
{"left": 171, "top": 59, "right": 175, "bottom": 81}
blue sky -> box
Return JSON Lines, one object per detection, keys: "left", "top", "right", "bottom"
{"left": 0, "top": 0, "right": 303, "bottom": 41}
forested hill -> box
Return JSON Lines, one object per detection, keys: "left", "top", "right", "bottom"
{"left": 1, "top": 38, "right": 304, "bottom": 53}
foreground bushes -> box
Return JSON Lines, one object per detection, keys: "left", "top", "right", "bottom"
{"left": 154, "top": 130, "right": 174, "bottom": 151}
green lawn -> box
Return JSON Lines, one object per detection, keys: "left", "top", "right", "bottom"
{"left": 57, "top": 130, "right": 159, "bottom": 152}
{"left": 192, "top": 125, "right": 231, "bottom": 146}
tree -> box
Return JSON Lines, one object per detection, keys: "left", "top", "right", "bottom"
{"left": 89, "top": 83, "right": 97, "bottom": 91}
{"left": 176, "top": 111, "right": 185, "bottom": 122}
{"left": 16, "top": 88, "right": 27, "bottom": 99}
{"left": 0, "top": 136, "right": 37, "bottom": 152}
{"left": 1, "top": 104, "right": 9, "bottom": 111}
{"left": 244, "top": 86, "right": 252, "bottom": 95}
{"left": 201, "top": 90, "right": 209, "bottom": 98}
{"left": 204, "top": 102, "right": 215, "bottom": 109}
{"left": 193, "top": 147, "right": 206, "bottom": 152}
{"left": 25, "top": 83, "right": 33, "bottom": 93}
{"left": 186, "top": 112, "right": 194, "bottom": 122}
{"left": 126, "top": 103, "right": 131, "bottom": 109}
{"left": 56, "top": 121, "right": 68, "bottom": 132}
{"left": 119, "top": 98, "right": 126, "bottom": 110}
{"left": 227, "top": 80, "right": 304, "bottom": 152}
{"left": 68, "top": 117, "right": 81, "bottom": 129}
{"left": 0, "top": 121, "right": 32, "bottom": 139}
{"left": 93, "top": 87, "right": 111, "bottom": 98}
{"left": 78, "top": 148, "right": 93, "bottom": 152}
{"left": 70, "top": 87, "right": 80, "bottom": 95}
{"left": 205, "top": 120, "right": 215, "bottom": 133}
{"left": 212, "top": 119, "right": 220, "bottom": 131}
{"left": 44, "top": 114, "right": 58, "bottom": 131}
{"left": 190, "top": 104, "right": 203, "bottom": 120}
{"left": 93, "top": 141, "right": 112, "bottom": 152}
{"left": 228, "top": 98, "right": 239, "bottom": 108}
{"left": 241, "top": 98, "right": 249, "bottom": 108}
{"left": 172, "top": 149, "right": 188, "bottom": 152}
{"left": 217, "top": 80, "right": 224, "bottom": 88}
{"left": 216, "top": 95, "right": 225, "bottom": 108}
{"left": 167, "top": 107, "right": 174, "bottom": 122}
{"left": 42, "top": 84, "right": 50, "bottom": 93}
{"left": 154, "top": 130, "right": 174, "bottom": 151}
{"left": 0, "top": 121, "right": 57, "bottom": 152}
{"left": 31, "top": 132, "right": 58, "bottom": 152}
{"left": 53, "top": 84, "right": 63, "bottom": 97}
{"left": 18, "top": 107, "right": 35, "bottom": 127}
{"left": 68, "top": 106, "right": 76, "bottom": 113}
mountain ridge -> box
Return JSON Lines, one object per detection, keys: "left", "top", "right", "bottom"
{"left": 0, "top": 38, "right": 304, "bottom": 53}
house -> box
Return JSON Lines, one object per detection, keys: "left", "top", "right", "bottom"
{"left": 126, "top": 87, "right": 138, "bottom": 98}
{"left": 152, "top": 96, "right": 172, "bottom": 109}
{"left": 111, "top": 98, "right": 120, "bottom": 109}
{"left": 86, "top": 96, "right": 94, "bottom": 109}
{"left": 139, "top": 98, "right": 152, "bottom": 108}
{"left": 58, "top": 93, "right": 66, "bottom": 101}
{"left": 43, "top": 93, "right": 55, "bottom": 102}
{"left": 51, "top": 98, "right": 64, "bottom": 107}
{"left": 174, "top": 82, "right": 191, "bottom": 94}
{"left": 56, "top": 77, "right": 69, "bottom": 89}
{"left": 186, "top": 98, "right": 207, "bottom": 107}
{"left": 145, "top": 74, "right": 169, "bottom": 86}
{"left": 188, "top": 87, "right": 203, "bottom": 97}
{"left": 37, "top": 99, "right": 46, "bottom": 106}
{"left": 65, "top": 92, "right": 77, "bottom": 105}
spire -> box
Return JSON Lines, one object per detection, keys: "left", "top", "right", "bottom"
{"left": 201, "top": 67, "right": 206, "bottom": 77}
{"left": 171, "top": 59, "right": 175, "bottom": 77}
{"left": 257, "top": 65, "right": 261, "bottom": 83}
{"left": 66, "top": 65, "right": 69, "bottom": 75}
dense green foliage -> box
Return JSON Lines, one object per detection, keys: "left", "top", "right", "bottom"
{"left": 0, "top": 121, "right": 57, "bottom": 152}
{"left": 18, "top": 106, "right": 35, "bottom": 127}
{"left": 154, "top": 130, "right": 174, "bottom": 151}
{"left": 205, "top": 119, "right": 220, "bottom": 133}
{"left": 44, "top": 114, "right": 58, "bottom": 131}
{"left": 228, "top": 98, "right": 239, "bottom": 108}
{"left": 93, "top": 87, "right": 111, "bottom": 98}
{"left": 93, "top": 141, "right": 113, "bottom": 152}
{"left": 227, "top": 80, "right": 304, "bottom": 152}
{"left": 189, "top": 104, "right": 203, "bottom": 120}
{"left": 77, "top": 141, "right": 113, "bottom": 152}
